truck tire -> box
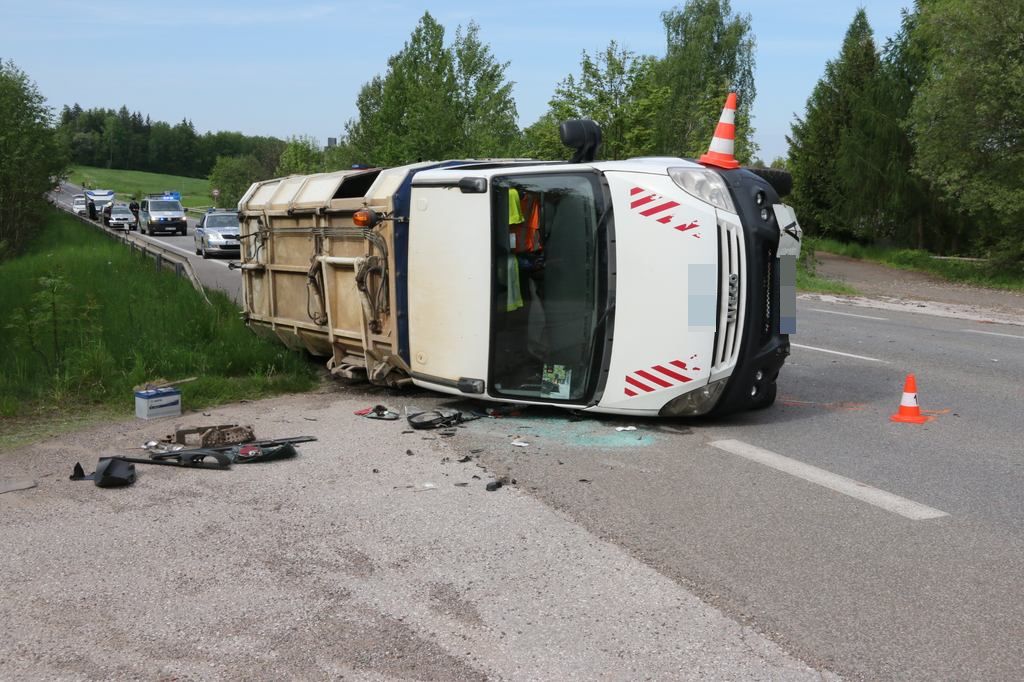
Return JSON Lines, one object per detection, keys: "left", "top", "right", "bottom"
{"left": 750, "top": 381, "right": 777, "bottom": 410}
{"left": 748, "top": 168, "right": 793, "bottom": 199}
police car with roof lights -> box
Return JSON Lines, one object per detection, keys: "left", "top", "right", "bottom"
{"left": 194, "top": 209, "right": 241, "bottom": 258}
{"left": 139, "top": 192, "right": 188, "bottom": 236}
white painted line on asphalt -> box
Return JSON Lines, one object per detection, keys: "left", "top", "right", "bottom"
{"left": 961, "top": 329, "right": 1024, "bottom": 341}
{"left": 791, "top": 343, "right": 888, "bottom": 363}
{"left": 807, "top": 308, "right": 889, "bottom": 321}
{"left": 709, "top": 439, "right": 950, "bottom": 521}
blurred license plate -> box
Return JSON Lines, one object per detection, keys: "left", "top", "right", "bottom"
{"left": 779, "top": 255, "right": 796, "bottom": 334}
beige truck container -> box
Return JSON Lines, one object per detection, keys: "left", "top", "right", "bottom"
{"left": 237, "top": 165, "right": 417, "bottom": 385}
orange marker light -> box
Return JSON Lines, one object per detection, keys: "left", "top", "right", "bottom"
{"left": 353, "top": 209, "right": 379, "bottom": 228}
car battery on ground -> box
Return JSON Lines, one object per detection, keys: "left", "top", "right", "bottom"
{"left": 134, "top": 388, "right": 182, "bottom": 419}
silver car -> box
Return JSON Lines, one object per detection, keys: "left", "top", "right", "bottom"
{"left": 106, "top": 204, "right": 137, "bottom": 231}
{"left": 194, "top": 210, "right": 241, "bottom": 258}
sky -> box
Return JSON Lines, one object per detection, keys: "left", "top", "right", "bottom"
{"left": 3, "top": 0, "right": 909, "bottom": 163}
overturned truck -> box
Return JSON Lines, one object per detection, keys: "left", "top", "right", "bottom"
{"left": 237, "top": 100, "right": 802, "bottom": 417}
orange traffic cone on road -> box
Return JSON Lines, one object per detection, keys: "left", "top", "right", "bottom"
{"left": 890, "top": 374, "right": 929, "bottom": 424}
{"left": 699, "top": 92, "right": 741, "bottom": 169}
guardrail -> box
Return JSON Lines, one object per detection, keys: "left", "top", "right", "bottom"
{"left": 52, "top": 198, "right": 212, "bottom": 306}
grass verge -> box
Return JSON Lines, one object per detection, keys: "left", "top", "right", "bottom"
{"left": 0, "top": 208, "right": 316, "bottom": 447}
{"left": 67, "top": 165, "right": 212, "bottom": 209}
{"left": 811, "top": 237, "right": 1024, "bottom": 291}
{"left": 796, "top": 242, "right": 859, "bottom": 295}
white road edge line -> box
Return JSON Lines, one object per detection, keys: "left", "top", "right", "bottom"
{"left": 962, "top": 329, "right": 1024, "bottom": 340}
{"left": 709, "top": 440, "right": 949, "bottom": 521}
{"left": 807, "top": 308, "right": 889, "bottom": 321}
{"left": 790, "top": 343, "right": 888, "bottom": 363}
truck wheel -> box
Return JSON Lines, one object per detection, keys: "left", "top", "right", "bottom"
{"left": 748, "top": 168, "right": 793, "bottom": 199}
{"left": 750, "top": 382, "right": 777, "bottom": 410}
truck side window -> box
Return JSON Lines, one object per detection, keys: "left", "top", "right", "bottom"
{"left": 489, "top": 173, "right": 607, "bottom": 403}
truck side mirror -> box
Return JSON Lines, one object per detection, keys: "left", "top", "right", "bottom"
{"left": 458, "top": 177, "right": 487, "bottom": 194}
{"left": 559, "top": 119, "right": 602, "bottom": 164}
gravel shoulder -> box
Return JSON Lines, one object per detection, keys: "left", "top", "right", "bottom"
{"left": 0, "top": 387, "right": 830, "bottom": 680}
{"left": 811, "top": 253, "right": 1024, "bottom": 326}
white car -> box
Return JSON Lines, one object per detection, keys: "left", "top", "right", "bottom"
{"left": 72, "top": 195, "right": 87, "bottom": 216}
{"left": 194, "top": 210, "right": 241, "bottom": 258}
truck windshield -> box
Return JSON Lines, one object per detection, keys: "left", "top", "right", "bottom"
{"left": 489, "top": 172, "right": 609, "bottom": 403}
{"left": 151, "top": 201, "right": 181, "bottom": 211}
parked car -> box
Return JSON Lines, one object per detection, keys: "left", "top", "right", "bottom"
{"left": 72, "top": 194, "right": 87, "bottom": 216}
{"left": 104, "top": 203, "right": 137, "bottom": 231}
{"left": 194, "top": 209, "right": 240, "bottom": 258}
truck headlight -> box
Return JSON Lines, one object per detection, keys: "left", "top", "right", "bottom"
{"left": 658, "top": 379, "right": 727, "bottom": 417}
{"left": 668, "top": 167, "right": 736, "bottom": 214}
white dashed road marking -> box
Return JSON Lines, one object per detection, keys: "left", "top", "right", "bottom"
{"left": 791, "top": 343, "right": 888, "bottom": 363}
{"left": 807, "top": 308, "right": 889, "bottom": 321}
{"left": 961, "top": 329, "right": 1024, "bottom": 341}
{"left": 709, "top": 440, "right": 950, "bottom": 521}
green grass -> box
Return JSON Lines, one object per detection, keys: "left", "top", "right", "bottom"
{"left": 67, "top": 165, "right": 212, "bottom": 209}
{"left": 811, "top": 237, "right": 1024, "bottom": 291}
{"left": 0, "top": 208, "right": 317, "bottom": 435}
{"left": 795, "top": 242, "right": 858, "bottom": 295}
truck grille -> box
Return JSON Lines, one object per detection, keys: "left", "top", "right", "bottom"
{"left": 712, "top": 217, "right": 746, "bottom": 372}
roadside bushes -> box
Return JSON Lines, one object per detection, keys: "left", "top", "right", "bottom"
{"left": 0, "top": 209, "right": 316, "bottom": 417}
{"left": 0, "top": 60, "right": 67, "bottom": 259}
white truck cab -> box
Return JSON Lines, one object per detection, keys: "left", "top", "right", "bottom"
{"left": 405, "top": 155, "right": 797, "bottom": 416}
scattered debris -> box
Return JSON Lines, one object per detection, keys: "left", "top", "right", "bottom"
{"left": 303, "top": 416, "right": 318, "bottom": 421}
{"left": 454, "top": 482, "right": 469, "bottom": 487}
{"left": 232, "top": 443, "right": 298, "bottom": 464}
{"left": 472, "top": 475, "right": 481, "bottom": 480}
{"left": 162, "top": 424, "right": 255, "bottom": 448}
{"left": 510, "top": 440, "right": 529, "bottom": 447}
{"left": 486, "top": 480, "right": 503, "bottom": 491}
{"left": 406, "top": 449, "right": 415, "bottom": 456}
{"left": 402, "top": 430, "right": 415, "bottom": 434}
{"left": 355, "top": 405, "right": 400, "bottom": 420}
{"left": 485, "top": 404, "right": 525, "bottom": 417}
{"left": 372, "top": 468, "right": 380, "bottom": 473}
{"left": 457, "top": 455, "right": 472, "bottom": 463}
{"left": 70, "top": 459, "right": 137, "bottom": 487}
{"left": 470, "top": 449, "right": 484, "bottom": 454}
{"left": 615, "top": 426, "right": 637, "bottom": 432}
{"left": 406, "top": 407, "right": 464, "bottom": 430}
{"left": 0, "top": 479, "right": 36, "bottom": 495}
{"left": 578, "top": 478, "right": 592, "bottom": 484}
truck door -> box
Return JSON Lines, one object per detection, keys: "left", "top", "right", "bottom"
{"left": 406, "top": 181, "right": 493, "bottom": 394}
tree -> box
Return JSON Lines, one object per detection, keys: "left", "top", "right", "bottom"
{"left": 787, "top": 9, "right": 880, "bottom": 237}
{"left": 346, "top": 13, "right": 460, "bottom": 166}
{"left": 524, "top": 42, "right": 667, "bottom": 160}
{"left": 452, "top": 21, "right": 520, "bottom": 157}
{"left": 653, "top": 0, "right": 757, "bottom": 161}
{"left": 0, "top": 60, "right": 67, "bottom": 258}
{"left": 345, "top": 13, "right": 519, "bottom": 165}
{"left": 275, "top": 135, "right": 324, "bottom": 176}
{"left": 208, "top": 155, "right": 264, "bottom": 208}
{"left": 908, "top": 0, "right": 1024, "bottom": 264}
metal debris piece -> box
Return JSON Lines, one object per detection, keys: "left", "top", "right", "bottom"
{"left": 162, "top": 424, "right": 255, "bottom": 448}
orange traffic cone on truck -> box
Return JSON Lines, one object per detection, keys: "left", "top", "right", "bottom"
{"left": 890, "top": 374, "right": 930, "bottom": 424}
{"left": 699, "top": 92, "right": 741, "bottom": 169}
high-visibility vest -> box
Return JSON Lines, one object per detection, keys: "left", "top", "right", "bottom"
{"left": 511, "top": 193, "right": 542, "bottom": 254}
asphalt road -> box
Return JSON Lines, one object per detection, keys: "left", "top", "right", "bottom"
{"left": 50, "top": 180, "right": 1024, "bottom": 679}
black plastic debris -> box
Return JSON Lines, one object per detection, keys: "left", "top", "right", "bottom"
{"left": 578, "top": 478, "right": 592, "bottom": 484}
{"left": 485, "top": 480, "right": 503, "bottom": 492}
{"left": 454, "top": 482, "right": 469, "bottom": 487}
{"left": 407, "top": 408, "right": 464, "bottom": 430}
{"left": 457, "top": 455, "right": 472, "bottom": 463}
{"left": 231, "top": 443, "right": 297, "bottom": 464}
{"left": 70, "top": 458, "right": 137, "bottom": 487}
